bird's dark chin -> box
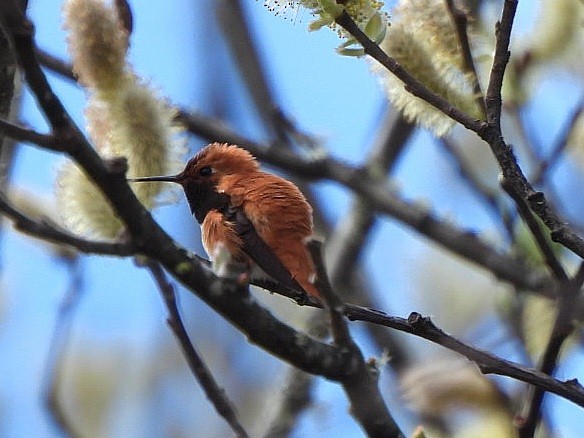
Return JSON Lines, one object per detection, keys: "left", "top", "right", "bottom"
{"left": 182, "top": 180, "right": 231, "bottom": 224}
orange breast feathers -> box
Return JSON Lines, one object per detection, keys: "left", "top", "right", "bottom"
{"left": 202, "top": 171, "right": 319, "bottom": 298}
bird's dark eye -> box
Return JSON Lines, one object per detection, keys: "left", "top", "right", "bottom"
{"left": 199, "top": 166, "right": 213, "bottom": 177}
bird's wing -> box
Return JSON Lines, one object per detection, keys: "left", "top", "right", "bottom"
{"left": 226, "top": 206, "right": 304, "bottom": 293}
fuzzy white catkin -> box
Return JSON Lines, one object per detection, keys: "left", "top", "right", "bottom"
{"left": 57, "top": 0, "right": 184, "bottom": 239}
{"left": 372, "top": 0, "right": 482, "bottom": 137}
{"left": 63, "top": 0, "right": 129, "bottom": 93}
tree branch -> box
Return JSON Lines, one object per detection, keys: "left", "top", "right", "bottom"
{"left": 144, "top": 260, "right": 250, "bottom": 438}
{"left": 242, "top": 275, "right": 584, "bottom": 412}
{"left": 346, "top": 309, "right": 584, "bottom": 410}
{"left": 444, "top": 0, "right": 487, "bottom": 118}
{"left": 518, "top": 263, "right": 584, "bottom": 437}
{"left": 0, "top": 190, "right": 137, "bottom": 256}
{"left": 307, "top": 239, "right": 405, "bottom": 437}
{"left": 484, "top": 0, "right": 517, "bottom": 128}
{"left": 439, "top": 136, "right": 515, "bottom": 240}
{"left": 334, "top": 10, "right": 484, "bottom": 133}
{"left": 0, "top": 117, "right": 59, "bottom": 149}
{"left": 500, "top": 176, "right": 567, "bottom": 281}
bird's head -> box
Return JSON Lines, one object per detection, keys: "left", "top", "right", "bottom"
{"left": 129, "top": 143, "right": 258, "bottom": 185}
{"left": 128, "top": 143, "right": 259, "bottom": 223}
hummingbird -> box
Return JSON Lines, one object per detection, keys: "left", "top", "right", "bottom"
{"left": 129, "top": 142, "right": 320, "bottom": 299}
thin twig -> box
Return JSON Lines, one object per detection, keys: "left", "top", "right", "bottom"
{"left": 0, "top": 191, "right": 137, "bottom": 256}
{"left": 358, "top": 309, "right": 584, "bottom": 409}
{"left": 216, "top": 0, "right": 315, "bottom": 148}
{"left": 334, "top": 11, "right": 484, "bottom": 133}
{"left": 532, "top": 99, "right": 584, "bottom": 185}
{"left": 247, "top": 270, "right": 584, "bottom": 410}
{"left": 306, "top": 238, "right": 405, "bottom": 438}
{"left": 262, "top": 369, "right": 315, "bottom": 438}
{"left": 324, "top": 109, "right": 415, "bottom": 371}
{"left": 35, "top": 47, "right": 76, "bottom": 81}
{"left": 0, "top": 117, "right": 59, "bottom": 149}
{"left": 444, "top": 0, "right": 487, "bottom": 118}
{"left": 500, "top": 177, "right": 567, "bottom": 281}
{"left": 307, "top": 239, "right": 349, "bottom": 344}
{"left": 518, "top": 262, "right": 584, "bottom": 437}
{"left": 484, "top": 0, "right": 517, "bottom": 127}
{"left": 144, "top": 260, "right": 250, "bottom": 438}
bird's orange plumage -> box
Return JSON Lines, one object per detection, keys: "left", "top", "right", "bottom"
{"left": 161, "top": 143, "right": 319, "bottom": 298}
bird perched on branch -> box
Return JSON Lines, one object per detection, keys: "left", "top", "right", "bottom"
{"left": 129, "top": 142, "right": 320, "bottom": 299}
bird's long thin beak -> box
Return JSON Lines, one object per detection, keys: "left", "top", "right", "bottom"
{"left": 127, "top": 174, "right": 181, "bottom": 183}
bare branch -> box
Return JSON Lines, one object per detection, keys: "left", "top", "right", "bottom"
{"left": 444, "top": 0, "right": 487, "bottom": 118}
{"left": 307, "top": 239, "right": 405, "bottom": 438}
{"left": 216, "top": 0, "right": 311, "bottom": 148}
{"left": 518, "top": 263, "right": 584, "bottom": 437}
{"left": 532, "top": 99, "right": 584, "bottom": 185}
{"left": 35, "top": 47, "right": 76, "bottom": 81}
{"left": 144, "top": 260, "right": 250, "bottom": 438}
{"left": 500, "top": 176, "right": 567, "bottom": 281}
{"left": 0, "top": 116, "right": 59, "bottom": 149}
{"left": 0, "top": 191, "right": 137, "bottom": 256}
{"left": 347, "top": 309, "right": 584, "bottom": 410}
{"left": 242, "top": 276, "right": 584, "bottom": 412}
{"left": 484, "top": 0, "right": 517, "bottom": 128}
{"left": 334, "top": 10, "right": 484, "bottom": 133}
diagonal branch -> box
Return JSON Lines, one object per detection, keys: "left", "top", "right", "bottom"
{"left": 518, "top": 262, "right": 584, "bottom": 437}
{"left": 307, "top": 239, "right": 405, "bottom": 437}
{"left": 334, "top": 10, "right": 484, "bottom": 133}
{"left": 144, "top": 259, "right": 250, "bottom": 438}
{"left": 484, "top": 0, "right": 518, "bottom": 127}
{"left": 0, "top": 117, "right": 59, "bottom": 149}
{"left": 532, "top": 99, "right": 584, "bottom": 185}
{"left": 344, "top": 308, "right": 584, "bottom": 410}
{"left": 500, "top": 176, "right": 567, "bottom": 281}
{"left": 244, "top": 274, "right": 584, "bottom": 412}
{"left": 0, "top": 190, "right": 137, "bottom": 256}
{"left": 444, "top": 0, "right": 487, "bottom": 118}
{"left": 215, "top": 0, "right": 315, "bottom": 148}
{"left": 439, "top": 136, "right": 515, "bottom": 240}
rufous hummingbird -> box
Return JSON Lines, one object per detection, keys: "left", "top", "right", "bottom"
{"left": 129, "top": 142, "right": 320, "bottom": 299}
